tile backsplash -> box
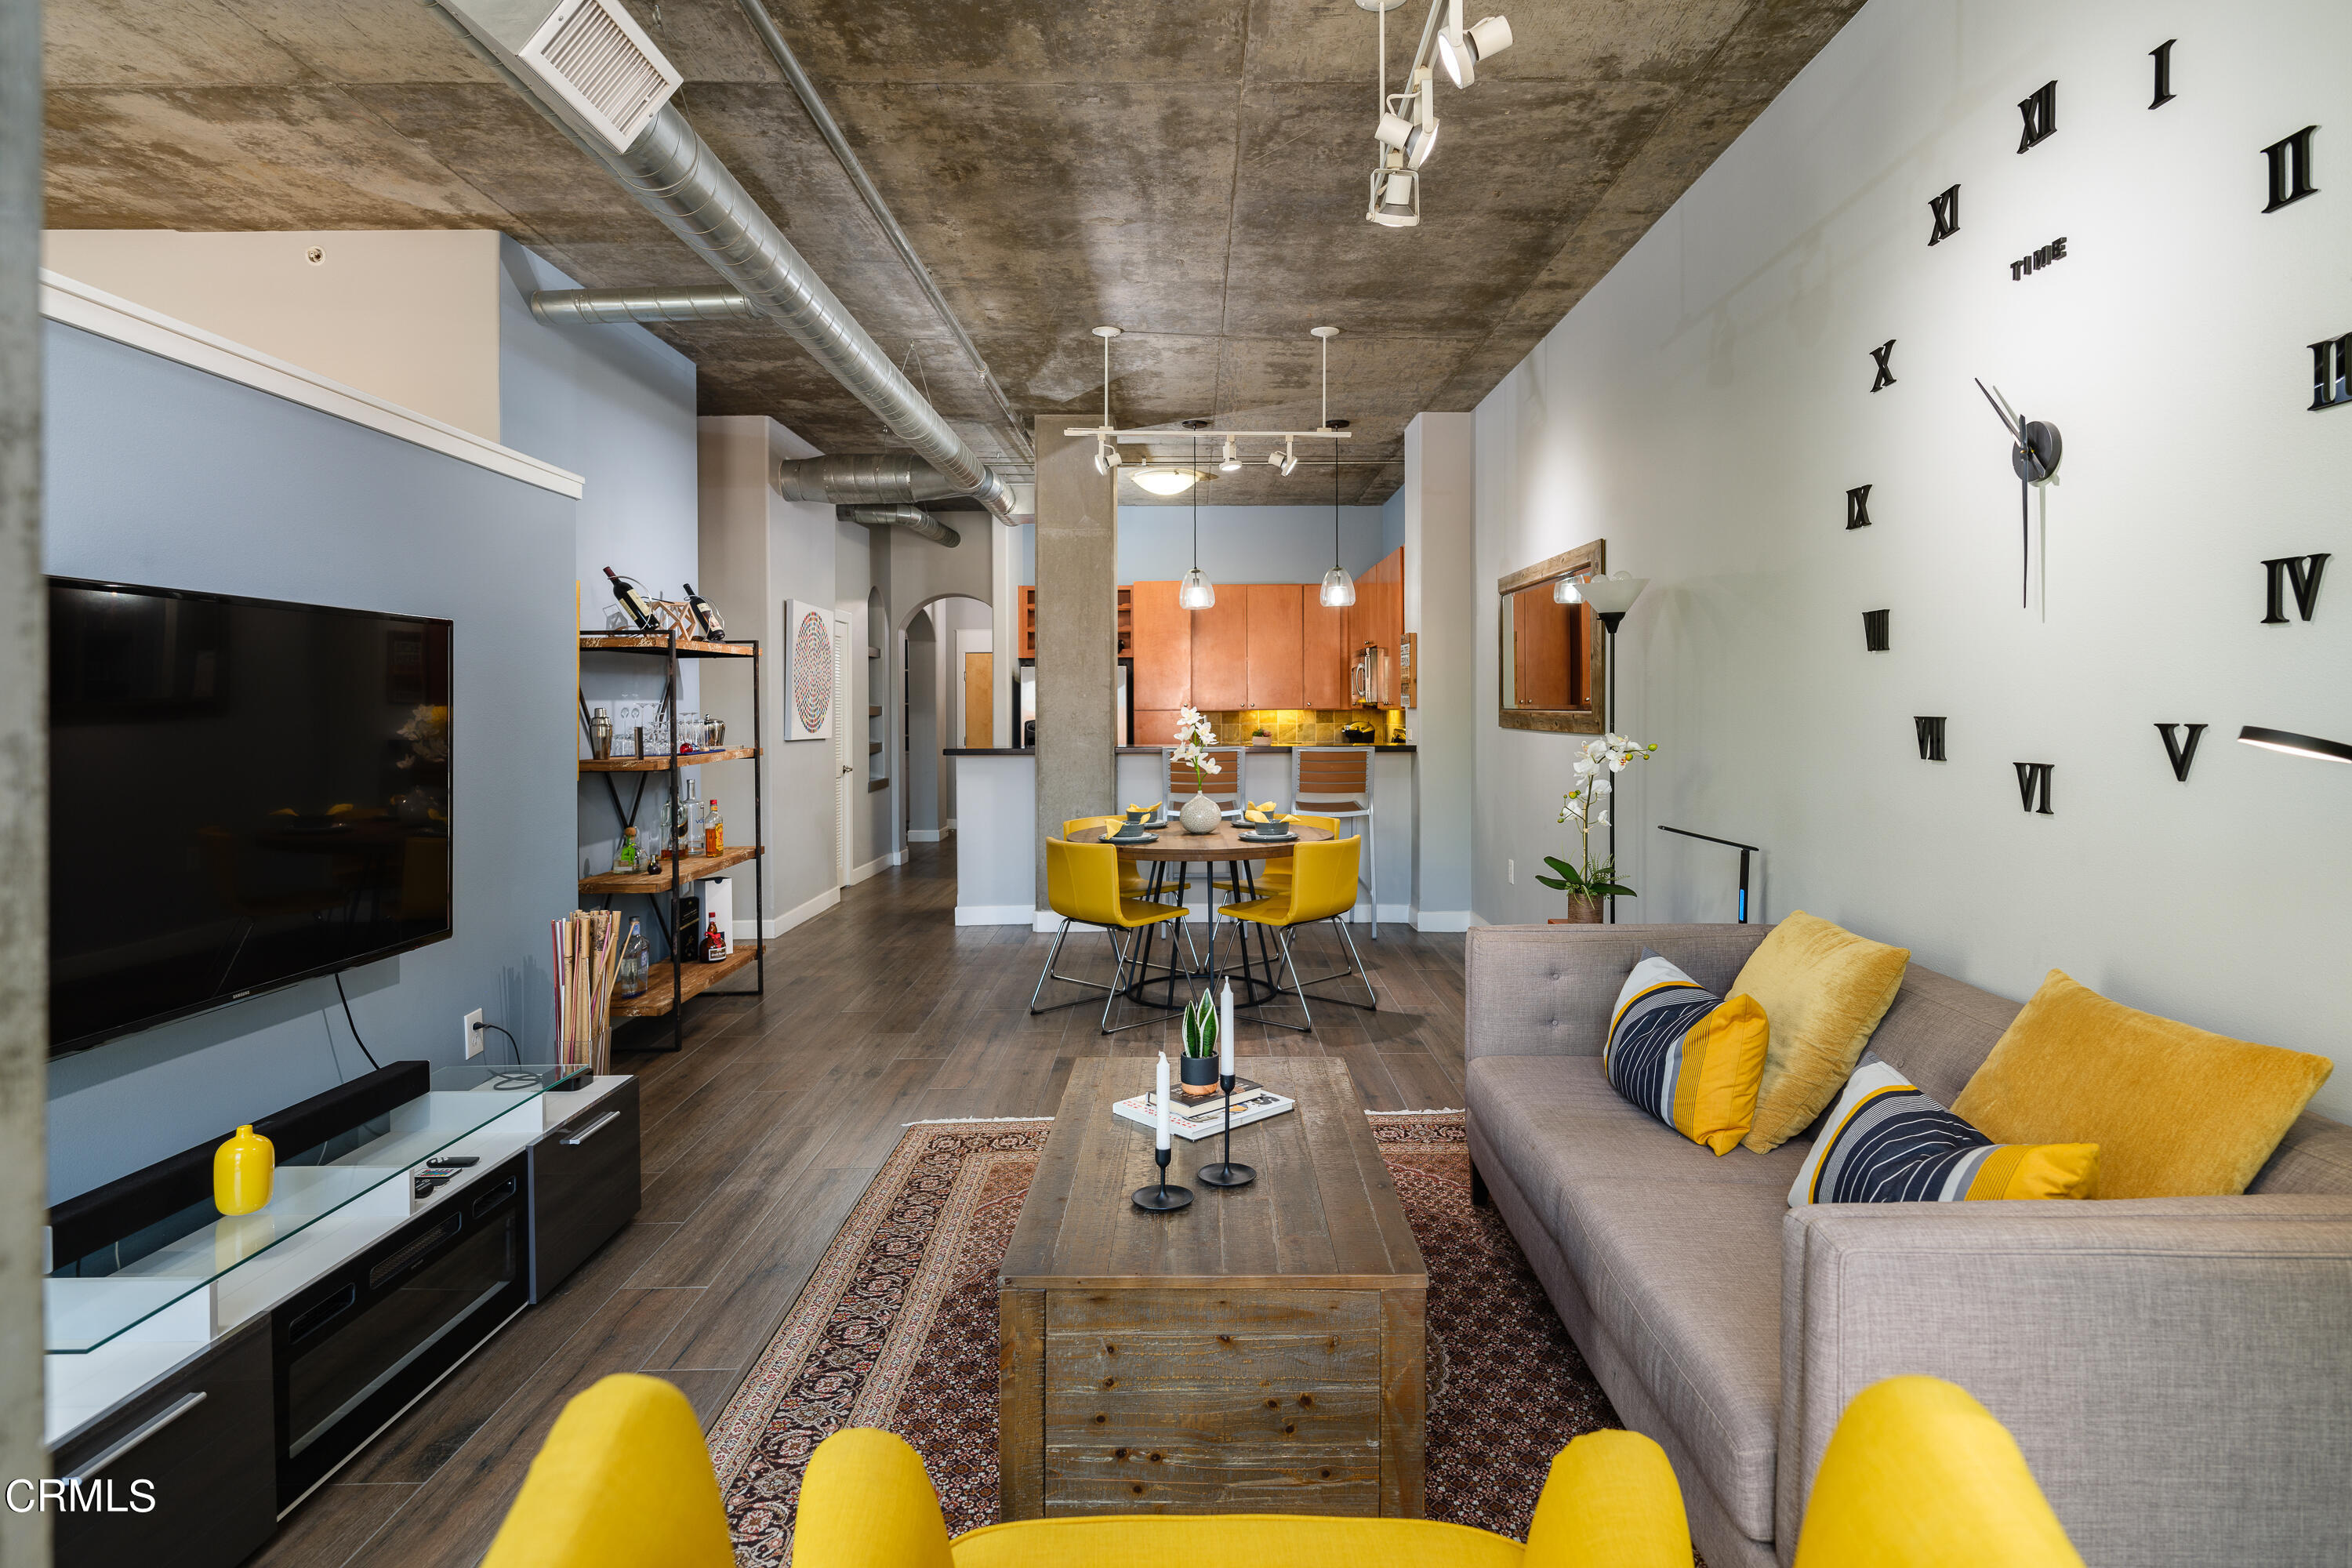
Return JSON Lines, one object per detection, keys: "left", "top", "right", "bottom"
{"left": 1176, "top": 709, "right": 1409, "bottom": 746}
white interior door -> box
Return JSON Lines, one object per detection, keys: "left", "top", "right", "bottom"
{"left": 833, "top": 622, "right": 851, "bottom": 887}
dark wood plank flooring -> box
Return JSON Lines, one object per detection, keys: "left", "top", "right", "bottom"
{"left": 253, "top": 838, "right": 1468, "bottom": 1567}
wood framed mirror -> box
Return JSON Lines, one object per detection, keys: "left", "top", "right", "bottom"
{"left": 1498, "top": 539, "right": 1604, "bottom": 733}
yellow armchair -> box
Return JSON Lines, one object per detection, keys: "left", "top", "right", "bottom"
{"left": 481, "top": 1374, "right": 2082, "bottom": 1568}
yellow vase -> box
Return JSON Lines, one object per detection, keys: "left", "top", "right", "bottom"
{"left": 213, "top": 1124, "right": 275, "bottom": 1216}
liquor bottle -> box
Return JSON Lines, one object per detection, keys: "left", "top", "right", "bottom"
{"left": 702, "top": 797, "right": 724, "bottom": 857}
{"left": 612, "top": 826, "right": 638, "bottom": 876}
{"left": 619, "top": 920, "right": 648, "bottom": 997}
{"left": 672, "top": 778, "right": 695, "bottom": 855}
{"left": 603, "top": 567, "right": 661, "bottom": 633}
{"left": 683, "top": 583, "right": 726, "bottom": 641}
{"left": 702, "top": 915, "right": 727, "bottom": 964}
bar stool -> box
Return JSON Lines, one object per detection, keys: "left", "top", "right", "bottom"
{"left": 1294, "top": 746, "right": 1378, "bottom": 935}
{"left": 1216, "top": 835, "right": 1376, "bottom": 1033}
{"left": 1030, "top": 838, "right": 1189, "bottom": 1033}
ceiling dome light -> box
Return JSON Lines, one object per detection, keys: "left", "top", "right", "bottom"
{"left": 1219, "top": 436, "right": 1242, "bottom": 472}
{"left": 1179, "top": 567, "right": 1217, "bottom": 609}
{"left": 1131, "top": 466, "right": 1202, "bottom": 496}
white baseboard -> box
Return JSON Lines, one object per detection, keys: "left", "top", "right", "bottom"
{"left": 847, "top": 850, "right": 902, "bottom": 884}
{"left": 957, "top": 904, "right": 1036, "bottom": 927}
{"left": 1410, "top": 909, "right": 1474, "bottom": 932}
{"left": 731, "top": 884, "right": 840, "bottom": 942}
{"left": 906, "top": 829, "right": 945, "bottom": 843}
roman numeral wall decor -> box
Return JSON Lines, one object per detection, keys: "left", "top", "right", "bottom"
{"left": 2010, "top": 237, "right": 2069, "bottom": 280}
{"left": 2156, "top": 723, "right": 2206, "bottom": 782}
{"left": 2260, "top": 553, "right": 2328, "bottom": 622}
{"left": 2014, "top": 762, "right": 2054, "bottom": 815}
{"left": 2263, "top": 126, "right": 2318, "bottom": 212}
{"left": 2017, "top": 82, "right": 2057, "bottom": 152}
{"left": 2310, "top": 333, "right": 2350, "bottom": 410}
{"left": 1915, "top": 717, "right": 1947, "bottom": 762}
{"left": 1846, "top": 485, "right": 1872, "bottom": 529}
{"left": 2150, "top": 39, "right": 2176, "bottom": 108}
{"left": 1929, "top": 184, "right": 1961, "bottom": 245}
{"left": 1869, "top": 339, "right": 1896, "bottom": 392}
{"left": 1863, "top": 609, "right": 1890, "bottom": 652}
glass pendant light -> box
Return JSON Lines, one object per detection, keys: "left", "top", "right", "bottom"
{"left": 1319, "top": 456, "right": 1356, "bottom": 608}
{"left": 1179, "top": 434, "right": 1216, "bottom": 609}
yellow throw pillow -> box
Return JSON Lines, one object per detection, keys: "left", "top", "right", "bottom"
{"left": 1732, "top": 913, "right": 1911, "bottom": 1152}
{"left": 1604, "top": 950, "right": 1770, "bottom": 1154}
{"left": 1951, "top": 971, "right": 2333, "bottom": 1198}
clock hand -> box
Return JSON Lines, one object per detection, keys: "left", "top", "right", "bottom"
{"left": 2020, "top": 473, "right": 2030, "bottom": 609}
{"left": 1975, "top": 378, "right": 2024, "bottom": 442}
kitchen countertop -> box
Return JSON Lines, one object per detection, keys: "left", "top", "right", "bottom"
{"left": 944, "top": 744, "right": 1417, "bottom": 756}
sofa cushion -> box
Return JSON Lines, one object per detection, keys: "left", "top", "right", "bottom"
{"left": 1730, "top": 913, "right": 1911, "bottom": 1153}
{"left": 1468, "top": 1055, "right": 1801, "bottom": 1540}
{"left": 1953, "top": 970, "right": 2335, "bottom": 1198}
{"left": 1605, "top": 950, "right": 1770, "bottom": 1155}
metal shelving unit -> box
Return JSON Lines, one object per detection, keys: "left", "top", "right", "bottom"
{"left": 577, "top": 631, "right": 765, "bottom": 1052}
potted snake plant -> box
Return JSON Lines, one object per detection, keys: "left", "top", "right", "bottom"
{"left": 1179, "top": 994, "right": 1221, "bottom": 1092}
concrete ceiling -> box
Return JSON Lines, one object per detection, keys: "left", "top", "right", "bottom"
{"left": 44, "top": 0, "right": 1863, "bottom": 506}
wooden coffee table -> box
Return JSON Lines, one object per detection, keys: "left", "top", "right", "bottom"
{"left": 997, "top": 1058, "right": 1427, "bottom": 1521}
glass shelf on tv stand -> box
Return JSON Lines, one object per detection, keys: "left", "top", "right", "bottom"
{"left": 45, "top": 1064, "right": 587, "bottom": 1356}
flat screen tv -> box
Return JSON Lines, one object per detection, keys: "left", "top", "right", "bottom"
{"left": 49, "top": 579, "right": 453, "bottom": 1056}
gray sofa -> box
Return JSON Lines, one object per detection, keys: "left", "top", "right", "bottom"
{"left": 1464, "top": 922, "right": 2352, "bottom": 1568}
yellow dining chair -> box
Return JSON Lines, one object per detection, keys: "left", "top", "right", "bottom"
{"left": 480, "top": 1374, "right": 731, "bottom": 1568}
{"left": 1030, "top": 837, "right": 1190, "bottom": 1033}
{"left": 1065, "top": 814, "right": 1203, "bottom": 970}
{"left": 1216, "top": 833, "right": 1375, "bottom": 1031}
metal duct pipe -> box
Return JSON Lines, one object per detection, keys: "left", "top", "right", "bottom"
{"left": 422, "top": 0, "right": 1018, "bottom": 524}
{"left": 530, "top": 285, "right": 759, "bottom": 325}
{"left": 777, "top": 454, "right": 975, "bottom": 506}
{"left": 838, "top": 505, "right": 960, "bottom": 547}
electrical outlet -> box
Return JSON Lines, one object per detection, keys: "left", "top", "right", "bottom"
{"left": 463, "top": 1007, "right": 485, "bottom": 1058}
{"left": 1507, "top": 858, "right": 1515, "bottom": 885}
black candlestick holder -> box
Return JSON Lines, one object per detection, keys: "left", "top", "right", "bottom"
{"left": 1132, "top": 1143, "right": 1193, "bottom": 1211}
{"left": 1198, "top": 1072, "right": 1256, "bottom": 1188}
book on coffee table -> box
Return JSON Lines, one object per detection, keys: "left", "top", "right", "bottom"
{"left": 1111, "top": 1079, "right": 1294, "bottom": 1142}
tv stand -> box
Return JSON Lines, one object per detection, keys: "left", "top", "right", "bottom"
{"left": 45, "top": 1064, "right": 639, "bottom": 1567}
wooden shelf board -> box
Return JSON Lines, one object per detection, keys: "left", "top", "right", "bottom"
{"left": 868, "top": 742, "right": 883, "bottom": 754}
{"left": 610, "top": 945, "right": 758, "bottom": 1019}
{"left": 579, "top": 746, "right": 759, "bottom": 773}
{"left": 579, "top": 844, "right": 763, "bottom": 895}
{"left": 579, "top": 633, "right": 755, "bottom": 657}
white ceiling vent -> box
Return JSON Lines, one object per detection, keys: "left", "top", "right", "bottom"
{"left": 517, "top": 0, "right": 681, "bottom": 153}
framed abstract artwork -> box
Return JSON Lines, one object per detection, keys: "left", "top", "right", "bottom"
{"left": 784, "top": 598, "right": 834, "bottom": 742}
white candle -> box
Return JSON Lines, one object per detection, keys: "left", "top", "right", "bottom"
{"left": 1155, "top": 1052, "right": 1171, "bottom": 1150}
{"left": 1218, "top": 982, "right": 1236, "bottom": 1079}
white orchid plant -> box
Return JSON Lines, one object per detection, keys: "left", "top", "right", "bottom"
{"left": 1171, "top": 706, "right": 1222, "bottom": 793}
{"left": 1536, "top": 731, "right": 1657, "bottom": 910}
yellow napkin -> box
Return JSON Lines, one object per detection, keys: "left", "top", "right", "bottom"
{"left": 1126, "top": 800, "right": 1163, "bottom": 819}
{"left": 1243, "top": 800, "right": 1284, "bottom": 824}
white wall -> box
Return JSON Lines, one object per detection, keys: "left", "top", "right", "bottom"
{"left": 1406, "top": 415, "right": 1475, "bottom": 929}
{"left": 1472, "top": 0, "right": 2352, "bottom": 1118}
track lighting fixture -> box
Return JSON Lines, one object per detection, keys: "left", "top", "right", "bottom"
{"left": 1435, "top": 0, "right": 1512, "bottom": 88}
{"left": 1090, "top": 325, "right": 1123, "bottom": 475}
{"left": 1269, "top": 436, "right": 1300, "bottom": 477}
{"left": 1219, "top": 435, "right": 1242, "bottom": 473}
{"left": 1369, "top": 166, "right": 1419, "bottom": 227}
{"left": 1376, "top": 70, "right": 1440, "bottom": 169}
{"left": 1094, "top": 437, "right": 1122, "bottom": 476}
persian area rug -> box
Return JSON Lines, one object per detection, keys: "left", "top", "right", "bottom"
{"left": 709, "top": 1112, "right": 1623, "bottom": 1566}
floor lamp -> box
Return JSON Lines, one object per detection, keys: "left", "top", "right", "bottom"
{"left": 1558, "top": 571, "right": 1648, "bottom": 924}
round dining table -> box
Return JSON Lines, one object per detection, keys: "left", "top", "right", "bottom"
{"left": 1069, "top": 818, "right": 1332, "bottom": 1009}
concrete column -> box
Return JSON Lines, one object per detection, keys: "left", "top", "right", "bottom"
{"left": 0, "top": 0, "right": 45, "bottom": 1552}
{"left": 1032, "top": 417, "right": 1116, "bottom": 909}
{"left": 1404, "top": 413, "right": 1475, "bottom": 929}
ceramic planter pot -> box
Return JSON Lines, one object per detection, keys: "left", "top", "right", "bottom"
{"left": 1548, "top": 895, "right": 1604, "bottom": 925}
{"left": 1179, "top": 1054, "right": 1220, "bottom": 1090}
{"left": 1178, "top": 793, "right": 1222, "bottom": 834}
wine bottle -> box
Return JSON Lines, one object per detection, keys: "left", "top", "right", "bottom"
{"left": 604, "top": 566, "right": 660, "bottom": 633}
{"left": 683, "top": 583, "right": 726, "bottom": 641}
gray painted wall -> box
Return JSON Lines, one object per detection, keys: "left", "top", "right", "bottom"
{"left": 1470, "top": 0, "right": 2352, "bottom": 1120}
{"left": 43, "top": 321, "right": 577, "bottom": 1201}
{"left": 1016, "top": 503, "right": 1391, "bottom": 587}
